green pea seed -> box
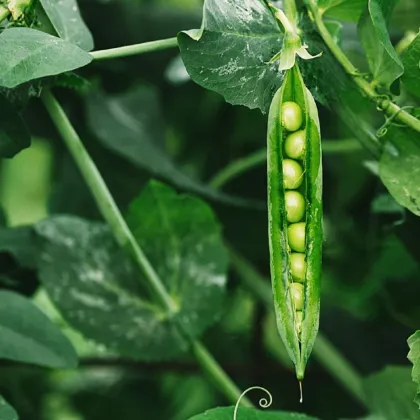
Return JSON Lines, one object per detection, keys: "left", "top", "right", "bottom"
{"left": 281, "top": 101, "right": 303, "bottom": 132}
{"left": 290, "top": 282, "right": 304, "bottom": 311}
{"left": 285, "top": 130, "right": 306, "bottom": 159}
{"left": 288, "top": 222, "right": 306, "bottom": 252}
{"left": 285, "top": 191, "right": 305, "bottom": 223}
{"left": 290, "top": 252, "right": 306, "bottom": 282}
{"left": 295, "top": 310, "right": 303, "bottom": 334}
{"left": 283, "top": 159, "right": 304, "bottom": 189}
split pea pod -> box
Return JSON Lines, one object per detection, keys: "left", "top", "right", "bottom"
{"left": 267, "top": 63, "right": 322, "bottom": 381}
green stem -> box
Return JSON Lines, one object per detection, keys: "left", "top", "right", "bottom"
{"left": 209, "top": 139, "right": 361, "bottom": 190}
{"left": 308, "top": 1, "right": 420, "bottom": 135}
{"left": 90, "top": 37, "right": 178, "bottom": 61}
{"left": 0, "top": 7, "right": 10, "bottom": 23}
{"left": 228, "top": 247, "right": 367, "bottom": 407}
{"left": 40, "top": 89, "right": 252, "bottom": 408}
{"left": 283, "top": 0, "right": 299, "bottom": 30}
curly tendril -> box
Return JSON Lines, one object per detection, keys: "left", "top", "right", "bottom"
{"left": 376, "top": 106, "right": 415, "bottom": 138}
{"left": 233, "top": 386, "right": 273, "bottom": 420}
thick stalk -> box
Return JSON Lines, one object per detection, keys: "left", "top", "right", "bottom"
{"left": 0, "top": 7, "right": 10, "bottom": 22}
{"left": 308, "top": 1, "right": 420, "bottom": 134}
{"left": 283, "top": 0, "right": 299, "bottom": 31}
{"left": 91, "top": 38, "right": 178, "bottom": 61}
{"left": 40, "top": 89, "right": 252, "bottom": 408}
{"left": 229, "top": 247, "right": 367, "bottom": 407}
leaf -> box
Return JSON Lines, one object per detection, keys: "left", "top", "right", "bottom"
{"left": 188, "top": 406, "right": 320, "bottom": 420}
{"left": 0, "top": 28, "right": 92, "bottom": 88}
{"left": 85, "top": 86, "right": 263, "bottom": 209}
{"left": 318, "top": 0, "right": 368, "bottom": 21}
{"left": 0, "top": 290, "right": 77, "bottom": 368}
{"left": 39, "top": 0, "right": 94, "bottom": 51}
{"left": 0, "top": 226, "right": 37, "bottom": 268}
{"left": 363, "top": 366, "right": 420, "bottom": 420}
{"left": 36, "top": 181, "right": 228, "bottom": 361}
{"left": 408, "top": 331, "right": 420, "bottom": 408}
{"left": 401, "top": 32, "right": 420, "bottom": 98}
{"left": 379, "top": 126, "right": 420, "bottom": 216}
{"left": 358, "top": 0, "right": 403, "bottom": 91}
{"left": 0, "top": 396, "right": 18, "bottom": 420}
{"left": 178, "top": 0, "right": 348, "bottom": 113}
{"left": 0, "top": 93, "right": 30, "bottom": 158}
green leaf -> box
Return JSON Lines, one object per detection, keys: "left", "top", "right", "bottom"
{"left": 0, "top": 396, "right": 18, "bottom": 420}
{"left": 363, "top": 366, "right": 419, "bottom": 420}
{"left": 0, "top": 28, "right": 92, "bottom": 88}
{"left": 318, "top": 0, "right": 368, "bottom": 21}
{"left": 358, "top": 0, "right": 404, "bottom": 91}
{"left": 36, "top": 181, "right": 228, "bottom": 361}
{"left": 0, "top": 93, "right": 30, "bottom": 158}
{"left": 408, "top": 331, "right": 420, "bottom": 408}
{"left": 0, "top": 290, "right": 77, "bottom": 368}
{"left": 0, "top": 226, "right": 37, "bottom": 268}
{"left": 39, "top": 0, "right": 94, "bottom": 51}
{"left": 85, "top": 87, "right": 263, "bottom": 209}
{"left": 401, "top": 32, "right": 420, "bottom": 98}
{"left": 379, "top": 126, "right": 420, "bottom": 216}
{"left": 188, "top": 406, "right": 319, "bottom": 420}
{"left": 178, "top": 1, "right": 350, "bottom": 112}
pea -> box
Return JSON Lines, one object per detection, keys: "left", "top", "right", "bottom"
{"left": 283, "top": 159, "right": 304, "bottom": 189}
{"left": 295, "top": 310, "right": 303, "bottom": 334}
{"left": 281, "top": 101, "right": 303, "bottom": 132}
{"left": 290, "top": 252, "right": 306, "bottom": 282}
{"left": 290, "top": 282, "right": 304, "bottom": 311}
{"left": 288, "top": 222, "right": 306, "bottom": 252}
{"left": 285, "top": 191, "right": 305, "bottom": 223}
{"left": 285, "top": 130, "right": 306, "bottom": 159}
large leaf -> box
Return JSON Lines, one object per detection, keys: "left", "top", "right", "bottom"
{"left": 36, "top": 181, "right": 228, "bottom": 361}
{"left": 85, "top": 87, "right": 263, "bottom": 208}
{"left": 39, "top": 0, "right": 94, "bottom": 51}
{"left": 0, "top": 397, "right": 18, "bottom": 420}
{"left": 0, "top": 28, "right": 92, "bottom": 88}
{"left": 318, "top": 0, "right": 368, "bottom": 21}
{"left": 178, "top": 0, "right": 348, "bottom": 112}
{"left": 408, "top": 331, "right": 420, "bottom": 408}
{"left": 0, "top": 226, "right": 37, "bottom": 268}
{"left": 358, "top": 0, "right": 403, "bottom": 91}
{"left": 0, "top": 290, "right": 77, "bottom": 368}
{"left": 188, "top": 407, "right": 319, "bottom": 420}
{"left": 0, "top": 94, "right": 30, "bottom": 158}
{"left": 379, "top": 126, "right": 420, "bottom": 216}
{"left": 401, "top": 32, "right": 420, "bottom": 98}
{"left": 363, "top": 366, "right": 419, "bottom": 420}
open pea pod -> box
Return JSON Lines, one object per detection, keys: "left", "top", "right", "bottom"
{"left": 267, "top": 63, "right": 322, "bottom": 381}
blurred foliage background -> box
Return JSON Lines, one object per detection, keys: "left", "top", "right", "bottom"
{"left": 1, "top": 0, "right": 420, "bottom": 419}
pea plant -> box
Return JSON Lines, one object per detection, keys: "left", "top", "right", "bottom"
{"left": 0, "top": 0, "right": 420, "bottom": 419}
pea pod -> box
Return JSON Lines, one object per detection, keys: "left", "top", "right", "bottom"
{"left": 267, "top": 63, "right": 322, "bottom": 381}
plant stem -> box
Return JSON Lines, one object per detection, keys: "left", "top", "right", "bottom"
{"left": 308, "top": 1, "right": 420, "bottom": 134}
{"left": 0, "top": 7, "right": 10, "bottom": 23}
{"left": 90, "top": 37, "right": 178, "bottom": 61}
{"left": 40, "top": 89, "right": 252, "bottom": 408}
{"left": 209, "top": 139, "right": 361, "bottom": 190}
{"left": 283, "top": 0, "right": 298, "bottom": 30}
{"left": 229, "top": 247, "right": 367, "bottom": 407}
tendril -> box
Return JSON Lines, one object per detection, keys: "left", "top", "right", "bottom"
{"left": 376, "top": 106, "right": 415, "bottom": 138}
{"left": 233, "top": 386, "right": 273, "bottom": 420}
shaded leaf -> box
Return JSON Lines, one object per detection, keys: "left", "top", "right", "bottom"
{"left": 318, "top": 0, "right": 368, "bottom": 21}
{"left": 401, "top": 32, "right": 420, "bottom": 98}
{"left": 363, "top": 366, "right": 419, "bottom": 420}
{"left": 379, "top": 126, "right": 420, "bottom": 216}
{"left": 0, "top": 226, "right": 37, "bottom": 268}
{"left": 0, "top": 28, "right": 92, "bottom": 88}
{"left": 36, "top": 181, "right": 228, "bottom": 361}
{"left": 39, "top": 0, "right": 94, "bottom": 51}
{"left": 408, "top": 331, "right": 420, "bottom": 408}
{"left": 0, "top": 94, "right": 30, "bottom": 158}
{"left": 188, "top": 406, "right": 319, "bottom": 420}
{"left": 358, "top": 0, "right": 403, "bottom": 91}
{"left": 0, "top": 290, "right": 77, "bottom": 368}
{"left": 85, "top": 86, "right": 263, "bottom": 208}
{"left": 0, "top": 396, "right": 18, "bottom": 420}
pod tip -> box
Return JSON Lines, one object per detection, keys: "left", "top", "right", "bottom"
{"left": 298, "top": 380, "right": 303, "bottom": 404}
